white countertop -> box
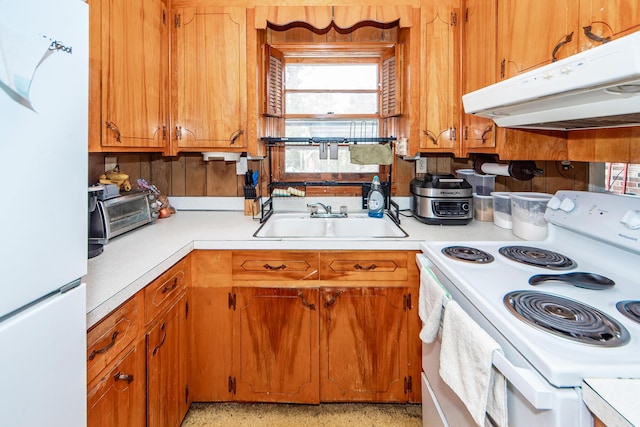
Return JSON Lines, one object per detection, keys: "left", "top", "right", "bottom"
{"left": 583, "top": 378, "right": 640, "bottom": 427}
{"left": 85, "top": 198, "right": 517, "bottom": 328}
{"left": 84, "top": 198, "right": 637, "bottom": 423}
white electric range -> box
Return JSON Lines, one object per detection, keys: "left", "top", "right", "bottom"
{"left": 417, "top": 190, "right": 640, "bottom": 427}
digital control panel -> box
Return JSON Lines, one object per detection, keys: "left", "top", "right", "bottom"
{"left": 432, "top": 200, "right": 470, "bottom": 217}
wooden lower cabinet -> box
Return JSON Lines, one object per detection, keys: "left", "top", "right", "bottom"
{"left": 87, "top": 341, "right": 146, "bottom": 427}
{"left": 146, "top": 294, "right": 190, "bottom": 427}
{"left": 233, "top": 287, "right": 320, "bottom": 403}
{"left": 88, "top": 257, "right": 191, "bottom": 427}
{"left": 189, "top": 286, "right": 234, "bottom": 402}
{"left": 320, "top": 287, "right": 409, "bottom": 402}
{"left": 189, "top": 250, "right": 421, "bottom": 404}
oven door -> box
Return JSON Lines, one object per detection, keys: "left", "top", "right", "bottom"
{"left": 416, "top": 254, "right": 592, "bottom": 427}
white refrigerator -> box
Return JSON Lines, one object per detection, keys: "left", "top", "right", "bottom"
{"left": 0, "top": 1, "right": 88, "bottom": 426}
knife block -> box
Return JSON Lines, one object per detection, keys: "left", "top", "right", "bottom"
{"left": 244, "top": 198, "right": 259, "bottom": 216}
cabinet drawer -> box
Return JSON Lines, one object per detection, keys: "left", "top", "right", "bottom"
{"left": 319, "top": 251, "right": 408, "bottom": 281}
{"left": 87, "top": 294, "right": 141, "bottom": 382}
{"left": 144, "top": 256, "right": 190, "bottom": 324}
{"left": 232, "top": 251, "right": 319, "bottom": 281}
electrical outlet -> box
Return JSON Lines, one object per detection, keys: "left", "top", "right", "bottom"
{"left": 105, "top": 156, "right": 118, "bottom": 172}
{"left": 416, "top": 158, "right": 427, "bottom": 174}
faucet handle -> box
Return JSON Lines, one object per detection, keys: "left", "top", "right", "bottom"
{"left": 308, "top": 205, "right": 319, "bottom": 214}
{"left": 340, "top": 205, "right": 348, "bottom": 215}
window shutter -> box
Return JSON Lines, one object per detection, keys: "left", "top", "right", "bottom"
{"left": 264, "top": 45, "right": 284, "bottom": 117}
{"left": 380, "top": 45, "right": 402, "bottom": 118}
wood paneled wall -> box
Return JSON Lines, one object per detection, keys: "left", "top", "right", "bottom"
{"left": 89, "top": 153, "right": 588, "bottom": 197}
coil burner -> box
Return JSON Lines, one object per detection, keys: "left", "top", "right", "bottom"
{"left": 504, "top": 291, "right": 630, "bottom": 347}
{"left": 499, "top": 246, "right": 576, "bottom": 270}
{"left": 441, "top": 246, "right": 495, "bottom": 264}
{"left": 617, "top": 300, "right": 640, "bottom": 325}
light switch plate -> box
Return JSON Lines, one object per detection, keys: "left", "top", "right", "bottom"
{"left": 105, "top": 156, "right": 118, "bottom": 172}
{"left": 236, "top": 156, "right": 248, "bottom": 175}
{"left": 416, "top": 158, "right": 427, "bottom": 174}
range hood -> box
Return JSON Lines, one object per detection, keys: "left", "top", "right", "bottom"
{"left": 462, "top": 31, "right": 640, "bottom": 131}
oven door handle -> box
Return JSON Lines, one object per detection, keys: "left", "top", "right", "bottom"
{"left": 492, "top": 351, "right": 554, "bottom": 410}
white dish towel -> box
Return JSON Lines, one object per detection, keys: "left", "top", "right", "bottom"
{"left": 439, "top": 301, "right": 508, "bottom": 427}
{"left": 418, "top": 266, "right": 450, "bottom": 343}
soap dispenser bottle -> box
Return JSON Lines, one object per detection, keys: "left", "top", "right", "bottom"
{"left": 367, "top": 175, "right": 384, "bottom": 218}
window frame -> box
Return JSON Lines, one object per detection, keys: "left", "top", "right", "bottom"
{"left": 264, "top": 44, "right": 399, "bottom": 184}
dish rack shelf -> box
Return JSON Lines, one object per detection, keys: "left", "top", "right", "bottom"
{"left": 254, "top": 136, "right": 399, "bottom": 225}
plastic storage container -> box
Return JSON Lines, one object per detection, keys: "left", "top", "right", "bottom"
{"left": 367, "top": 175, "right": 385, "bottom": 218}
{"left": 473, "top": 194, "right": 494, "bottom": 221}
{"left": 510, "top": 192, "right": 553, "bottom": 240}
{"left": 455, "top": 169, "right": 476, "bottom": 193}
{"left": 474, "top": 174, "right": 496, "bottom": 196}
{"left": 491, "top": 192, "right": 512, "bottom": 229}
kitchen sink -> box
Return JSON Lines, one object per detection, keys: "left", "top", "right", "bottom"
{"left": 253, "top": 212, "right": 408, "bottom": 238}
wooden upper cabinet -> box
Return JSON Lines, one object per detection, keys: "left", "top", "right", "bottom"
{"left": 497, "top": 0, "right": 579, "bottom": 79}
{"left": 461, "top": 0, "right": 497, "bottom": 153}
{"left": 418, "top": 6, "right": 460, "bottom": 154}
{"left": 93, "top": 0, "right": 168, "bottom": 151}
{"left": 233, "top": 287, "right": 320, "bottom": 403}
{"left": 578, "top": 0, "right": 640, "bottom": 50}
{"left": 172, "top": 7, "right": 247, "bottom": 152}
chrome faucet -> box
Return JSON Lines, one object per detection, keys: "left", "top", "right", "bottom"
{"left": 307, "top": 202, "right": 347, "bottom": 218}
{"left": 307, "top": 202, "right": 332, "bottom": 214}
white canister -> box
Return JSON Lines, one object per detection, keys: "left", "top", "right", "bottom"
{"left": 510, "top": 192, "right": 553, "bottom": 240}
{"left": 491, "top": 192, "right": 512, "bottom": 229}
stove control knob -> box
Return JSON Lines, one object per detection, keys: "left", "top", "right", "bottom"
{"left": 620, "top": 210, "right": 640, "bottom": 230}
{"left": 559, "top": 198, "right": 576, "bottom": 212}
{"left": 547, "top": 196, "right": 562, "bottom": 210}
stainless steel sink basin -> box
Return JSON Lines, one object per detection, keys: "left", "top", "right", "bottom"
{"left": 253, "top": 212, "right": 408, "bottom": 238}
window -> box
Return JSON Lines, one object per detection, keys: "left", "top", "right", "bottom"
{"left": 604, "top": 163, "right": 640, "bottom": 195}
{"left": 284, "top": 61, "right": 380, "bottom": 175}
{"left": 264, "top": 44, "right": 400, "bottom": 183}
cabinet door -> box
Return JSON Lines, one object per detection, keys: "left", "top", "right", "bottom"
{"left": 418, "top": 7, "right": 460, "bottom": 153}
{"left": 146, "top": 295, "right": 189, "bottom": 427}
{"left": 173, "top": 7, "right": 247, "bottom": 150}
{"left": 320, "top": 287, "right": 409, "bottom": 402}
{"left": 100, "top": 0, "right": 168, "bottom": 149}
{"left": 233, "top": 287, "right": 319, "bottom": 403}
{"left": 87, "top": 342, "right": 146, "bottom": 427}
{"left": 461, "top": 0, "right": 497, "bottom": 152}
{"left": 189, "top": 286, "right": 234, "bottom": 401}
{"left": 497, "top": 0, "right": 579, "bottom": 79}
{"left": 579, "top": 0, "right": 640, "bottom": 50}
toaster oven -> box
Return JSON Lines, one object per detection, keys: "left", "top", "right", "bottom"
{"left": 89, "top": 191, "right": 159, "bottom": 244}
